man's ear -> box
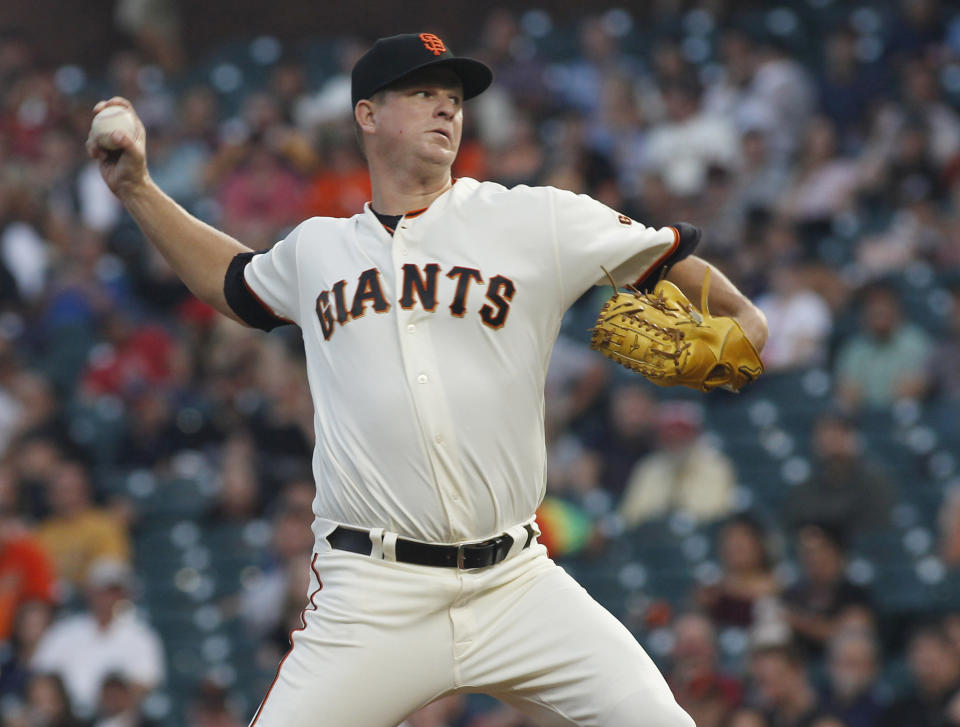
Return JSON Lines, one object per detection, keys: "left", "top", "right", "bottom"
{"left": 355, "top": 99, "right": 376, "bottom": 135}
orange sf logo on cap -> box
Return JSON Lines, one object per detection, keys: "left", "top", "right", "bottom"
{"left": 420, "top": 33, "right": 447, "bottom": 56}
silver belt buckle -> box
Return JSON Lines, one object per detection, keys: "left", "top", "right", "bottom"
{"left": 456, "top": 544, "right": 466, "bottom": 569}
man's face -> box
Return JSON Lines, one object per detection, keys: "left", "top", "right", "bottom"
{"left": 829, "top": 636, "right": 876, "bottom": 699}
{"left": 366, "top": 68, "right": 464, "bottom": 169}
{"left": 863, "top": 291, "right": 900, "bottom": 339}
{"left": 750, "top": 652, "right": 796, "bottom": 705}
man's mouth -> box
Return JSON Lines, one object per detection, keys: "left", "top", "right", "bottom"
{"left": 430, "top": 129, "right": 451, "bottom": 140}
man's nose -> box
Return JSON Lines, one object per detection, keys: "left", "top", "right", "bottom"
{"left": 435, "top": 99, "right": 455, "bottom": 118}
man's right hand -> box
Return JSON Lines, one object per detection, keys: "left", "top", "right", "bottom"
{"left": 85, "top": 97, "right": 150, "bottom": 201}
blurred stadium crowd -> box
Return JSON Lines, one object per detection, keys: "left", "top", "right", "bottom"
{"left": 1, "top": 1, "right": 960, "bottom": 725}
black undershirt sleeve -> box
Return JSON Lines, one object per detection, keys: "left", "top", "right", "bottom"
{"left": 223, "top": 251, "right": 293, "bottom": 332}
{"left": 634, "top": 222, "right": 701, "bottom": 291}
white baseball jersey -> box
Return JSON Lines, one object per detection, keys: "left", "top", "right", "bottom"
{"left": 226, "top": 177, "right": 678, "bottom": 544}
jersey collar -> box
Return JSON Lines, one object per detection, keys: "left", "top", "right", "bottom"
{"left": 361, "top": 178, "right": 465, "bottom": 235}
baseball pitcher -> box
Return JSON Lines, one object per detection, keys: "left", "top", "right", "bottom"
{"left": 87, "top": 32, "right": 767, "bottom": 727}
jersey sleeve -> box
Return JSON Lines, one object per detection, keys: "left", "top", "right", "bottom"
{"left": 546, "top": 187, "right": 680, "bottom": 306}
{"left": 224, "top": 223, "right": 305, "bottom": 330}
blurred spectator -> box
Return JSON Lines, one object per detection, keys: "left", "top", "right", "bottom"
{"left": 114, "top": 0, "right": 186, "bottom": 74}
{"left": 205, "top": 432, "right": 262, "bottom": 523}
{"left": 550, "top": 16, "right": 642, "bottom": 119}
{"left": 466, "top": 11, "right": 525, "bottom": 150}
{"left": 0, "top": 176, "right": 49, "bottom": 305}
{"left": 91, "top": 672, "right": 162, "bottom": 727}
{"left": 748, "top": 642, "right": 826, "bottom": 727}
{"left": 834, "top": 283, "right": 933, "bottom": 409}
{"left": 293, "top": 38, "right": 365, "bottom": 130}
{"left": 0, "top": 600, "right": 54, "bottom": 700}
{"left": 938, "top": 483, "right": 960, "bottom": 568}
{"left": 723, "top": 707, "right": 772, "bottom": 727}
{"left": 644, "top": 78, "right": 739, "bottom": 198}
{"left": 697, "top": 515, "right": 782, "bottom": 629}
{"left": 5, "top": 434, "right": 63, "bottom": 520}
{"left": 856, "top": 195, "right": 947, "bottom": 277}
{"left": 581, "top": 384, "right": 657, "bottom": 501}
{"left": 0, "top": 467, "right": 56, "bottom": 640}
{"left": 694, "top": 165, "right": 748, "bottom": 256}
{"left": 619, "top": 402, "right": 736, "bottom": 527}
{"left": 705, "top": 31, "right": 815, "bottom": 162}
{"left": 145, "top": 106, "right": 214, "bottom": 206}
{"left": 103, "top": 50, "right": 174, "bottom": 130}
{"left": 887, "top": 0, "right": 944, "bottom": 57}
{"left": 860, "top": 121, "right": 946, "bottom": 210}
{"left": 755, "top": 263, "right": 832, "bottom": 371}
{"left": 732, "top": 129, "right": 790, "bottom": 220}
{"left": 31, "top": 558, "right": 165, "bottom": 719}
{"left": 116, "top": 387, "right": 213, "bottom": 471}
{"left": 777, "top": 117, "right": 858, "bottom": 244}
{"left": 215, "top": 142, "right": 306, "bottom": 250}
{"left": 784, "top": 412, "right": 894, "bottom": 535}
{"left": 820, "top": 628, "right": 886, "bottom": 727}
{"left": 237, "top": 478, "right": 315, "bottom": 659}
{"left": 745, "top": 37, "right": 817, "bottom": 161}
{"left": 815, "top": 27, "right": 886, "bottom": 146}
{"left": 399, "top": 695, "right": 469, "bottom": 727}
{"left": 895, "top": 61, "right": 960, "bottom": 168}
{"left": 930, "top": 286, "right": 960, "bottom": 402}
{"left": 584, "top": 75, "right": 646, "bottom": 191}
{"left": 484, "top": 115, "right": 545, "bottom": 188}
{"left": 80, "top": 312, "right": 184, "bottom": 400}
{"left": 187, "top": 679, "right": 244, "bottom": 727}
{"left": 883, "top": 622, "right": 960, "bottom": 727}
{"left": 668, "top": 612, "right": 743, "bottom": 727}
{"left": 301, "top": 131, "right": 371, "bottom": 219}
{"left": 541, "top": 112, "right": 618, "bottom": 203}
{"left": 3, "top": 672, "right": 85, "bottom": 727}
{"left": 781, "top": 525, "right": 874, "bottom": 656}
{"left": 808, "top": 718, "right": 846, "bottom": 727}
{"left": 544, "top": 334, "right": 608, "bottom": 437}
{"left": 36, "top": 460, "right": 131, "bottom": 591}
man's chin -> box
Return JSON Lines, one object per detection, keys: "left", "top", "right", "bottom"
{"left": 418, "top": 145, "right": 457, "bottom": 167}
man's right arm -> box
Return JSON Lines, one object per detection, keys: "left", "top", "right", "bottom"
{"left": 86, "top": 97, "right": 250, "bottom": 324}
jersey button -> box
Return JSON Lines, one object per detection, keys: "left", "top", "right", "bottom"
{"left": 417, "top": 374, "right": 428, "bottom": 384}
{"left": 407, "top": 324, "right": 416, "bottom": 334}
{"left": 434, "top": 434, "right": 443, "bottom": 444}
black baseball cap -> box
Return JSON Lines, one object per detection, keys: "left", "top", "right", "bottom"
{"left": 351, "top": 33, "right": 493, "bottom": 107}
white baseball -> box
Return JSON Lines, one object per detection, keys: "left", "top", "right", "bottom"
{"left": 89, "top": 106, "right": 138, "bottom": 150}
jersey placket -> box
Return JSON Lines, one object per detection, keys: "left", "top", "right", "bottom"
{"left": 391, "top": 218, "right": 474, "bottom": 541}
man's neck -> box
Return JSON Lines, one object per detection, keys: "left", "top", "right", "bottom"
{"left": 369, "top": 164, "right": 453, "bottom": 216}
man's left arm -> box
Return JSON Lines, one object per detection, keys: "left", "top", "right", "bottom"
{"left": 666, "top": 255, "right": 769, "bottom": 353}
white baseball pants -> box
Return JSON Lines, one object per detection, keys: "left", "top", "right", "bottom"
{"left": 248, "top": 532, "right": 693, "bottom": 727}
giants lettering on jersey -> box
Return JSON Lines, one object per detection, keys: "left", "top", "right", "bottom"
{"left": 315, "top": 265, "right": 516, "bottom": 340}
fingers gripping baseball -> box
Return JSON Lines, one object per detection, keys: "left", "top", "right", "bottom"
{"left": 86, "top": 97, "right": 149, "bottom": 198}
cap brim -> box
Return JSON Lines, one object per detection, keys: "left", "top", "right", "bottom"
{"left": 372, "top": 57, "right": 493, "bottom": 102}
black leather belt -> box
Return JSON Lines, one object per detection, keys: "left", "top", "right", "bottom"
{"left": 327, "top": 524, "right": 537, "bottom": 569}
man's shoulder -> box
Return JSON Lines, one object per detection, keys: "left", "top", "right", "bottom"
{"left": 454, "top": 178, "right": 557, "bottom": 205}
{"left": 268, "top": 215, "right": 359, "bottom": 252}
{"left": 39, "top": 612, "right": 94, "bottom": 643}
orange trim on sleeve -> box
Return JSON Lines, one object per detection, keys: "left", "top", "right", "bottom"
{"left": 633, "top": 225, "right": 681, "bottom": 288}
{"left": 243, "top": 276, "right": 295, "bottom": 325}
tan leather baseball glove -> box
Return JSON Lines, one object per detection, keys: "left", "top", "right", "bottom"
{"left": 589, "top": 269, "right": 763, "bottom": 392}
